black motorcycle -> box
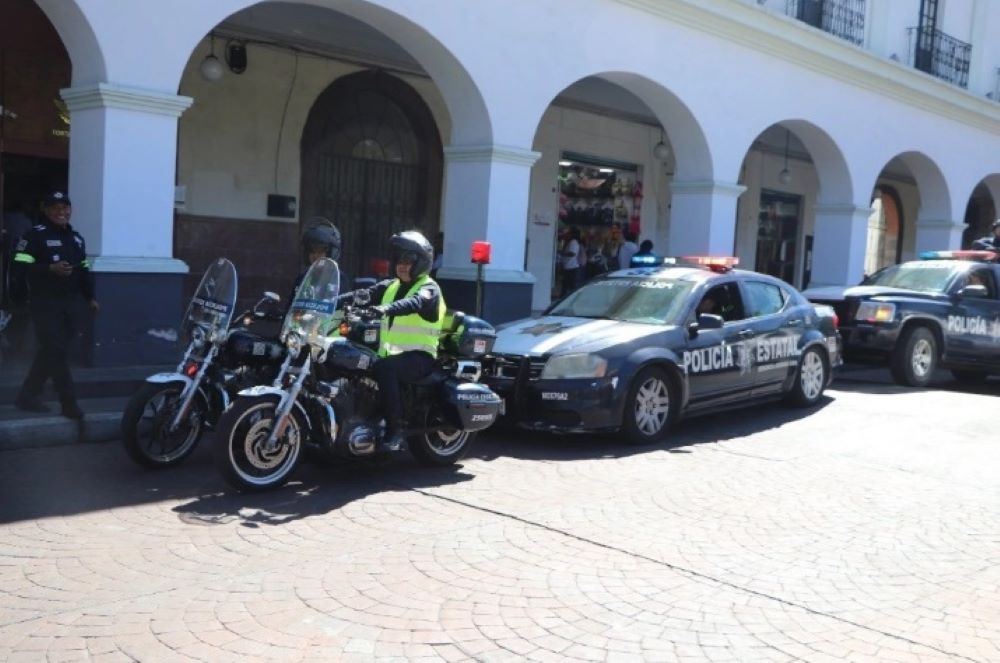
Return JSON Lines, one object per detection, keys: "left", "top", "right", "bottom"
{"left": 214, "top": 257, "right": 503, "bottom": 492}
{"left": 121, "top": 258, "right": 285, "bottom": 468}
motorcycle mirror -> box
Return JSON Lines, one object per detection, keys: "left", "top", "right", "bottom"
{"left": 264, "top": 291, "right": 281, "bottom": 302}
{"left": 353, "top": 290, "right": 371, "bottom": 306}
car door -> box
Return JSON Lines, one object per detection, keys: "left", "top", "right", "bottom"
{"left": 683, "top": 281, "right": 756, "bottom": 409}
{"left": 740, "top": 280, "right": 801, "bottom": 396}
{"left": 948, "top": 266, "right": 1000, "bottom": 368}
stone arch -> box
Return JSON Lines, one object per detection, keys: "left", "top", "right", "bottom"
{"left": 300, "top": 70, "right": 443, "bottom": 281}
{"left": 882, "top": 151, "right": 952, "bottom": 221}
{"left": 33, "top": 0, "right": 104, "bottom": 83}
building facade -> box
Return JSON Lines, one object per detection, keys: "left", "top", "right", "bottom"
{"left": 3, "top": 0, "right": 1000, "bottom": 365}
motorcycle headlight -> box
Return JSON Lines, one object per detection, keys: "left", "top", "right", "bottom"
{"left": 285, "top": 330, "right": 305, "bottom": 355}
{"left": 190, "top": 325, "right": 207, "bottom": 345}
{"left": 540, "top": 353, "right": 608, "bottom": 380}
{"left": 855, "top": 301, "right": 896, "bottom": 323}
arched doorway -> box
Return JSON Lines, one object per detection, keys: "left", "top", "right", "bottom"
{"left": 300, "top": 70, "right": 442, "bottom": 281}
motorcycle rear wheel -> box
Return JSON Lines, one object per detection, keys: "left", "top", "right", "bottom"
{"left": 121, "top": 382, "right": 206, "bottom": 468}
{"left": 409, "top": 406, "right": 473, "bottom": 467}
{"left": 214, "top": 396, "right": 304, "bottom": 492}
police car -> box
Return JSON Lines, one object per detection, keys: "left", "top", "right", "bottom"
{"left": 485, "top": 257, "right": 842, "bottom": 444}
{"left": 804, "top": 250, "right": 1000, "bottom": 387}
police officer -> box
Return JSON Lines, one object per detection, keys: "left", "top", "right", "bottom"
{"left": 365, "top": 231, "right": 445, "bottom": 451}
{"left": 971, "top": 220, "right": 1000, "bottom": 251}
{"left": 290, "top": 217, "right": 342, "bottom": 303}
{"left": 13, "top": 191, "right": 98, "bottom": 418}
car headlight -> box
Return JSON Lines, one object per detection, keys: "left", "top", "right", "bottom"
{"left": 855, "top": 301, "right": 896, "bottom": 323}
{"left": 541, "top": 353, "right": 608, "bottom": 380}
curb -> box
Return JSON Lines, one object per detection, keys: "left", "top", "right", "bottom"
{"left": 0, "top": 412, "right": 121, "bottom": 451}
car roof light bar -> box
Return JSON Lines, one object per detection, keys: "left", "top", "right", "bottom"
{"left": 677, "top": 256, "right": 740, "bottom": 272}
{"left": 918, "top": 250, "right": 1000, "bottom": 262}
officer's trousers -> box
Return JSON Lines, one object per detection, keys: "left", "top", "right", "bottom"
{"left": 18, "top": 297, "right": 80, "bottom": 406}
{"left": 372, "top": 351, "right": 434, "bottom": 429}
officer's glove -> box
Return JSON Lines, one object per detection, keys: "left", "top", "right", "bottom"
{"left": 359, "top": 306, "right": 387, "bottom": 321}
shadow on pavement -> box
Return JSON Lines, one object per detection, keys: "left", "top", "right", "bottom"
{"left": 0, "top": 437, "right": 474, "bottom": 526}
{"left": 831, "top": 363, "right": 1000, "bottom": 397}
{"left": 472, "top": 395, "right": 835, "bottom": 463}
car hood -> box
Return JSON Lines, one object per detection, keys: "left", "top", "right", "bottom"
{"left": 493, "top": 315, "right": 670, "bottom": 357}
{"left": 802, "top": 285, "right": 934, "bottom": 301}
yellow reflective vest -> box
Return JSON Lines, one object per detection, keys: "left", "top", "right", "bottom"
{"left": 379, "top": 275, "right": 446, "bottom": 358}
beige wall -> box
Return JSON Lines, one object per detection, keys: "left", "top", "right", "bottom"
{"left": 176, "top": 38, "right": 452, "bottom": 224}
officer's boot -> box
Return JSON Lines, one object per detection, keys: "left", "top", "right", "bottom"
{"left": 381, "top": 420, "right": 406, "bottom": 452}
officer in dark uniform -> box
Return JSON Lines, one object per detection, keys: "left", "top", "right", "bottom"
{"left": 971, "top": 219, "right": 1000, "bottom": 250}
{"left": 290, "top": 217, "right": 342, "bottom": 303}
{"left": 363, "top": 231, "right": 445, "bottom": 451}
{"left": 12, "top": 191, "right": 99, "bottom": 418}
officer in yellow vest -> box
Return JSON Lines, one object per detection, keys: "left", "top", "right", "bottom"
{"left": 367, "top": 231, "right": 445, "bottom": 451}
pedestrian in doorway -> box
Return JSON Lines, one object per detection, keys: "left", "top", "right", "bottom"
{"left": 12, "top": 191, "right": 98, "bottom": 418}
{"left": 617, "top": 229, "right": 640, "bottom": 272}
{"left": 560, "top": 226, "right": 581, "bottom": 298}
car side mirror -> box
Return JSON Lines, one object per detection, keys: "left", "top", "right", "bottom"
{"left": 688, "top": 313, "right": 724, "bottom": 338}
{"left": 958, "top": 284, "right": 989, "bottom": 298}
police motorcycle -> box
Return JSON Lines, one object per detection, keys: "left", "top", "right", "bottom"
{"left": 121, "top": 258, "right": 285, "bottom": 468}
{"left": 214, "top": 257, "right": 502, "bottom": 492}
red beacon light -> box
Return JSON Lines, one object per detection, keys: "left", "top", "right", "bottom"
{"left": 470, "top": 240, "right": 492, "bottom": 265}
{"left": 679, "top": 256, "right": 740, "bottom": 273}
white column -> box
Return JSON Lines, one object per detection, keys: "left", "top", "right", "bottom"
{"left": 914, "top": 219, "right": 967, "bottom": 254}
{"left": 667, "top": 181, "right": 746, "bottom": 256}
{"left": 810, "top": 204, "right": 871, "bottom": 286}
{"left": 61, "top": 83, "right": 191, "bottom": 274}
{"left": 437, "top": 144, "right": 539, "bottom": 285}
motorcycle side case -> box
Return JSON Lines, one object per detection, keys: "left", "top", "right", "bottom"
{"left": 441, "top": 380, "right": 502, "bottom": 431}
{"left": 223, "top": 329, "right": 284, "bottom": 367}
{"left": 324, "top": 339, "right": 378, "bottom": 373}
{"left": 441, "top": 314, "right": 496, "bottom": 358}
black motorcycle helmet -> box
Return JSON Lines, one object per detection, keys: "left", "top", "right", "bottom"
{"left": 389, "top": 230, "right": 434, "bottom": 279}
{"left": 301, "top": 217, "right": 342, "bottom": 263}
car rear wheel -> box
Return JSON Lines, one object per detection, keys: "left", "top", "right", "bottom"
{"left": 890, "top": 326, "right": 937, "bottom": 387}
{"left": 785, "top": 347, "right": 828, "bottom": 407}
{"left": 621, "top": 367, "right": 674, "bottom": 445}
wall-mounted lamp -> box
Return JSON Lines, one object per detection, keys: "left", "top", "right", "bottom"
{"left": 778, "top": 128, "right": 792, "bottom": 185}
{"left": 653, "top": 128, "right": 671, "bottom": 161}
{"left": 199, "top": 32, "right": 224, "bottom": 81}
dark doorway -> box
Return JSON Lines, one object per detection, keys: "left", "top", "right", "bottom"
{"left": 300, "top": 71, "right": 443, "bottom": 282}
{"left": 756, "top": 190, "right": 801, "bottom": 287}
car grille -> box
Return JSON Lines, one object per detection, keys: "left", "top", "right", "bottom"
{"left": 813, "top": 298, "right": 859, "bottom": 325}
{"left": 491, "top": 354, "right": 546, "bottom": 380}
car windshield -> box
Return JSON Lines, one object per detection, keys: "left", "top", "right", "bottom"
{"left": 549, "top": 276, "right": 695, "bottom": 324}
{"left": 862, "top": 261, "right": 958, "bottom": 293}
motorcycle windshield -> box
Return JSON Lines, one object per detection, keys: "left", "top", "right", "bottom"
{"left": 283, "top": 257, "right": 341, "bottom": 341}
{"left": 183, "top": 258, "right": 238, "bottom": 340}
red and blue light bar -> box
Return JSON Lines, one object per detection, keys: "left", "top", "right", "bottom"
{"left": 919, "top": 250, "right": 1000, "bottom": 262}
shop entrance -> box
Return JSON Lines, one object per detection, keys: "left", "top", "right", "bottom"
{"left": 755, "top": 190, "right": 801, "bottom": 286}
{"left": 555, "top": 153, "right": 642, "bottom": 298}
{"left": 300, "top": 71, "right": 442, "bottom": 281}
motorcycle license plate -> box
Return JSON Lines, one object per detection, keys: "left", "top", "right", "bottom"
{"left": 474, "top": 339, "right": 487, "bottom": 353}
{"left": 364, "top": 329, "right": 377, "bottom": 343}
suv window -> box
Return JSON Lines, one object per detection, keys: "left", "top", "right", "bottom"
{"left": 743, "top": 281, "right": 786, "bottom": 318}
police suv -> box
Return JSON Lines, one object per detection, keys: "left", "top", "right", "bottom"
{"left": 804, "top": 250, "right": 1000, "bottom": 387}
{"left": 485, "top": 257, "right": 842, "bottom": 444}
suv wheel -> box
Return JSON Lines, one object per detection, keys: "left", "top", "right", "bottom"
{"left": 890, "top": 326, "right": 937, "bottom": 387}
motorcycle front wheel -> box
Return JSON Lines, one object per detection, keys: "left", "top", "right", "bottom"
{"left": 409, "top": 405, "right": 473, "bottom": 467}
{"left": 121, "top": 382, "right": 206, "bottom": 468}
{"left": 214, "top": 396, "right": 305, "bottom": 492}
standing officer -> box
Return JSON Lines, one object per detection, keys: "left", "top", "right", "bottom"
{"left": 971, "top": 220, "right": 1000, "bottom": 250}
{"left": 365, "top": 231, "right": 445, "bottom": 451}
{"left": 12, "top": 191, "right": 98, "bottom": 418}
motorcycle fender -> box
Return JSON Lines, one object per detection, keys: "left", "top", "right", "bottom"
{"left": 237, "top": 385, "right": 285, "bottom": 398}
{"left": 146, "top": 372, "right": 192, "bottom": 387}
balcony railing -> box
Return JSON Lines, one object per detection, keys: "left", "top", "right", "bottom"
{"left": 907, "top": 26, "right": 971, "bottom": 88}
{"left": 784, "top": 0, "right": 866, "bottom": 46}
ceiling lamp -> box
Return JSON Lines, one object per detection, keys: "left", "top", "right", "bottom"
{"left": 778, "top": 128, "right": 792, "bottom": 185}
{"left": 199, "top": 32, "right": 224, "bottom": 82}
{"left": 653, "top": 128, "right": 671, "bottom": 161}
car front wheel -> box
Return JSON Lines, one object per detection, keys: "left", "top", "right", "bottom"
{"left": 621, "top": 367, "right": 674, "bottom": 445}
{"left": 890, "top": 326, "right": 937, "bottom": 387}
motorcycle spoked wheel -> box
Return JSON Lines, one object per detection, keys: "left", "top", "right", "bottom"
{"left": 121, "top": 382, "right": 206, "bottom": 468}
{"left": 215, "top": 396, "right": 305, "bottom": 492}
{"left": 408, "top": 405, "right": 473, "bottom": 467}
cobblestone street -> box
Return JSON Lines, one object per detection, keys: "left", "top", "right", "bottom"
{"left": 2, "top": 372, "right": 999, "bottom": 662}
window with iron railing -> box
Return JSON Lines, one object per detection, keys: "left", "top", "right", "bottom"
{"left": 906, "top": 26, "right": 971, "bottom": 88}
{"left": 784, "top": 0, "right": 866, "bottom": 46}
